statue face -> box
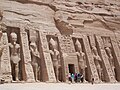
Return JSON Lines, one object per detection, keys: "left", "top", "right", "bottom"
{"left": 77, "top": 45, "right": 82, "bottom": 52}
{"left": 92, "top": 46, "right": 98, "bottom": 55}
{"left": 12, "top": 36, "right": 17, "bottom": 42}
{"left": 10, "top": 32, "right": 17, "bottom": 43}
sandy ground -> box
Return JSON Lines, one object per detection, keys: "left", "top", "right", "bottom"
{"left": 0, "top": 82, "right": 120, "bottom": 90}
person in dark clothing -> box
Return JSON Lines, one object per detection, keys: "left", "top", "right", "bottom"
{"left": 81, "top": 74, "right": 84, "bottom": 83}
{"left": 91, "top": 75, "right": 94, "bottom": 85}
{"left": 74, "top": 73, "right": 78, "bottom": 83}
{"left": 77, "top": 73, "right": 81, "bottom": 82}
{"left": 68, "top": 73, "right": 72, "bottom": 83}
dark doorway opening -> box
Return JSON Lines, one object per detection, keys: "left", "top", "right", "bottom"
{"left": 68, "top": 64, "right": 75, "bottom": 74}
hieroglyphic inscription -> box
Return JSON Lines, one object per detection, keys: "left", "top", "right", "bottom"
{"left": 58, "top": 35, "right": 75, "bottom": 53}
{"left": 20, "top": 30, "right": 35, "bottom": 82}
{"left": 44, "top": 53, "right": 55, "bottom": 80}
{"left": 95, "top": 35, "right": 116, "bottom": 82}
{"left": 1, "top": 33, "right": 12, "bottom": 82}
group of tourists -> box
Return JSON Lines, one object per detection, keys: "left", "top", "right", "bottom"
{"left": 68, "top": 73, "right": 84, "bottom": 83}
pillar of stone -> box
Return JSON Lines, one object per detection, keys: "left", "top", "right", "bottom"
{"left": 1, "top": 32, "right": 12, "bottom": 82}
{"left": 110, "top": 36, "right": 120, "bottom": 81}
{"left": 39, "top": 32, "right": 56, "bottom": 82}
{"left": 82, "top": 35, "right": 100, "bottom": 83}
{"left": 20, "top": 28, "right": 35, "bottom": 82}
{"left": 95, "top": 35, "right": 116, "bottom": 82}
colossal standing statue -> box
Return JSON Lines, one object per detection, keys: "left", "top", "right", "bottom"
{"left": 49, "top": 38, "right": 60, "bottom": 82}
{"left": 75, "top": 39, "right": 87, "bottom": 82}
{"left": 105, "top": 46, "right": 115, "bottom": 76}
{"left": 9, "top": 32, "right": 20, "bottom": 81}
{"left": 30, "top": 36, "right": 40, "bottom": 82}
{"left": 92, "top": 46, "right": 102, "bottom": 81}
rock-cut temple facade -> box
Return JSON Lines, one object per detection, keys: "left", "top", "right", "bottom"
{"left": 0, "top": 0, "right": 120, "bottom": 83}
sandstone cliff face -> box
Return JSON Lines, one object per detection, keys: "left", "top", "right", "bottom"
{"left": 0, "top": 0, "right": 120, "bottom": 34}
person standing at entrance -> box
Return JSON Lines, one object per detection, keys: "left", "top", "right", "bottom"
{"left": 68, "top": 73, "right": 72, "bottom": 83}
{"left": 71, "top": 73, "right": 74, "bottom": 83}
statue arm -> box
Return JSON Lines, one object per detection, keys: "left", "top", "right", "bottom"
{"left": 49, "top": 50, "right": 54, "bottom": 55}
{"left": 56, "top": 50, "right": 59, "bottom": 56}
{"left": 30, "top": 45, "right": 34, "bottom": 53}
{"left": 83, "top": 54, "right": 87, "bottom": 67}
{"left": 18, "top": 45, "right": 21, "bottom": 60}
{"left": 35, "top": 49, "right": 40, "bottom": 58}
{"left": 76, "top": 52, "right": 80, "bottom": 56}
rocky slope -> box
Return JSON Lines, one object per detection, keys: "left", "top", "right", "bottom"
{"left": 0, "top": 0, "right": 120, "bottom": 34}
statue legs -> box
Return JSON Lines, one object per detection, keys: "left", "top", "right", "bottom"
{"left": 15, "top": 63, "right": 19, "bottom": 81}
{"left": 35, "top": 65, "right": 38, "bottom": 81}
{"left": 82, "top": 68, "right": 87, "bottom": 82}
{"left": 54, "top": 66, "right": 59, "bottom": 82}
{"left": 33, "top": 64, "right": 39, "bottom": 82}
{"left": 97, "top": 68, "right": 102, "bottom": 82}
{"left": 112, "top": 66, "right": 115, "bottom": 77}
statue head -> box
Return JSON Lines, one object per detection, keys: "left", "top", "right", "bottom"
{"left": 49, "top": 38, "right": 57, "bottom": 49}
{"left": 105, "top": 47, "right": 111, "bottom": 54}
{"left": 30, "top": 36, "right": 36, "bottom": 43}
{"left": 92, "top": 46, "right": 98, "bottom": 55}
{"left": 75, "top": 39, "right": 82, "bottom": 52}
{"left": 10, "top": 32, "right": 17, "bottom": 43}
{"left": 30, "top": 41, "right": 37, "bottom": 50}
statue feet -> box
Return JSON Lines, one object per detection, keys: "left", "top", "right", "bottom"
{"left": 35, "top": 80, "right": 40, "bottom": 82}
{"left": 83, "top": 80, "right": 88, "bottom": 83}
{"left": 56, "top": 80, "right": 61, "bottom": 83}
{"left": 99, "top": 80, "right": 103, "bottom": 83}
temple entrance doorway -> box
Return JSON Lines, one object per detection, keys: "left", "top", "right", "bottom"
{"left": 68, "top": 64, "right": 75, "bottom": 74}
